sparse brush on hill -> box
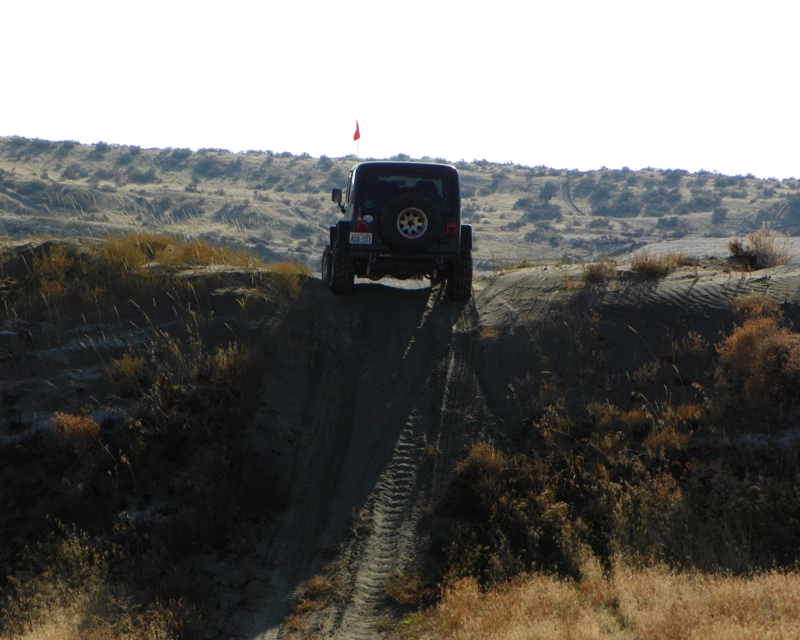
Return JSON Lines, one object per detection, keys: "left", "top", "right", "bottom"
{"left": 0, "top": 235, "right": 304, "bottom": 640}
{"left": 407, "top": 284, "right": 800, "bottom": 621}
{"left": 3, "top": 135, "right": 800, "bottom": 272}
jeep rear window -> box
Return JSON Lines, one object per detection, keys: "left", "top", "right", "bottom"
{"left": 356, "top": 168, "right": 457, "bottom": 217}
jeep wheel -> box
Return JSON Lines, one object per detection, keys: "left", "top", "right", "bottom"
{"left": 446, "top": 251, "right": 473, "bottom": 301}
{"left": 321, "top": 245, "right": 332, "bottom": 284}
{"left": 380, "top": 192, "right": 441, "bottom": 251}
{"left": 330, "top": 242, "right": 354, "bottom": 295}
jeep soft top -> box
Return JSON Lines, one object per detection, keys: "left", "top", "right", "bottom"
{"left": 321, "top": 161, "right": 473, "bottom": 300}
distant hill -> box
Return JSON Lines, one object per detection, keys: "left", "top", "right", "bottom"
{"left": 2, "top": 136, "right": 799, "bottom": 269}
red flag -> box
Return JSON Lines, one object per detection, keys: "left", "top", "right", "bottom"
{"left": 353, "top": 120, "right": 361, "bottom": 142}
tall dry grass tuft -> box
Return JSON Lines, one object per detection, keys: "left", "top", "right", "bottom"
{"left": 581, "top": 257, "right": 616, "bottom": 285}
{"left": 99, "top": 232, "right": 263, "bottom": 270}
{"left": 267, "top": 260, "right": 312, "bottom": 299}
{"left": 728, "top": 222, "right": 795, "bottom": 270}
{"left": 51, "top": 412, "right": 100, "bottom": 455}
{"left": 630, "top": 249, "right": 688, "bottom": 278}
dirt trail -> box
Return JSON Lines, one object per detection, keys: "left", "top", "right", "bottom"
{"left": 219, "top": 280, "right": 484, "bottom": 639}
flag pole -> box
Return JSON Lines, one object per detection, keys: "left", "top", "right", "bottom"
{"left": 353, "top": 120, "right": 361, "bottom": 160}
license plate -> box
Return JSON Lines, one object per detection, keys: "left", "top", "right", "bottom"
{"left": 349, "top": 232, "right": 372, "bottom": 245}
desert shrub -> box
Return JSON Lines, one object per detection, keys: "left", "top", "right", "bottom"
{"left": 780, "top": 194, "right": 800, "bottom": 230}
{"left": 662, "top": 168, "right": 687, "bottom": 186}
{"left": 631, "top": 250, "right": 688, "bottom": 277}
{"left": 714, "top": 315, "right": 800, "bottom": 421}
{"left": 60, "top": 163, "right": 89, "bottom": 180}
{"left": 92, "top": 166, "right": 116, "bottom": 182}
{"left": 679, "top": 190, "right": 722, "bottom": 214}
{"left": 513, "top": 196, "right": 562, "bottom": 222}
{"left": 125, "top": 167, "right": 159, "bottom": 184}
{"left": 86, "top": 141, "right": 110, "bottom": 161}
{"left": 31, "top": 243, "right": 84, "bottom": 299}
{"left": 192, "top": 155, "right": 228, "bottom": 180}
{"left": 714, "top": 175, "right": 739, "bottom": 188}
{"left": 439, "top": 441, "right": 586, "bottom": 585}
{"left": 582, "top": 257, "right": 616, "bottom": 284}
{"left": 733, "top": 294, "right": 781, "bottom": 320}
{"left": 479, "top": 171, "right": 507, "bottom": 196}
{"left": 22, "top": 138, "right": 55, "bottom": 156}
{"left": 539, "top": 181, "right": 559, "bottom": 203}
{"left": 53, "top": 140, "right": 78, "bottom": 158}
{"left": 656, "top": 215, "right": 680, "bottom": 230}
{"left": 51, "top": 413, "right": 100, "bottom": 455}
{"left": 215, "top": 199, "right": 251, "bottom": 220}
{"left": 711, "top": 206, "right": 728, "bottom": 225}
{"left": 586, "top": 217, "right": 611, "bottom": 229}
{"left": 641, "top": 186, "right": 682, "bottom": 216}
{"left": 158, "top": 147, "right": 193, "bottom": 170}
{"left": 108, "top": 350, "right": 150, "bottom": 397}
{"left": 727, "top": 222, "right": 794, "bottom": 270}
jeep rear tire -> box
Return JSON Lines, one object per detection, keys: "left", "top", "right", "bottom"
{"left": 330, "top": 242, "right": 354, "bottom": 295}
{"left": 446, "top": 251, "right": 473, "bottom": 301}
{"left": 321, "top": 245, "right": 332, "bottom": 284}
{"left": 379, "top": 192, "right": 441, "bottom": 251}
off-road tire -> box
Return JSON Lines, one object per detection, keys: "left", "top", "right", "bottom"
{"left": 446, "top": 251, "right": 473, "bottom": 301}
{"left": 330, "top": 242, "right": 354, "bottom": 295}
{"left": 379, "top": 192, "right": 441, "bottom": 251}
{"left": 321, "top": 245, "right": 332, "bottom": 284}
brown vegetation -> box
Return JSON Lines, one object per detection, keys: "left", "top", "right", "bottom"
{"left": 0, "top": 235, "right": 307, "bottom": 640}
{"left": 630, "top": 249, "right": 689, "bottom": 277}
{"left": 727, "top": 222, "right": 795, "bottom": 270}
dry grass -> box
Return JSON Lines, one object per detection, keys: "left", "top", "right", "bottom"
{"left": 0, "top": 236, "right": 287, "bottom": 640}
{"left": 396, "top": 565, "right": 800, "bottom": 640}
{"left": 630, "top": 249, "right": 688, "bottom": 277}
{"left": 582, "top": 257, "right": 616, "bottom": 284}
{"left": 732, "top": 293, "right": 782, "bottom": 319}
{"left": 51, "top": 412, "right": 100, "bottom": 455}
{"left": 100, "top": 232, "right": 263, "bottom": 270}
{"left": 615, "top": 566, "right": 800, "bottom": 640}
{"left": 715, "top": 315, "right": 800, "bottom": 421}
{"left": 1, "top": 528, "right": 201, "bottom": 640}
{"left": 266, "top": 260, "right": 312, "bottom": 298}
{"left": 727, "top": 222, "right": 795, "bottom": 270}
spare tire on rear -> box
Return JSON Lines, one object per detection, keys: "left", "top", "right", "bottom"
{"left": 379, "top": 192, "right": 441, "bottom": 251}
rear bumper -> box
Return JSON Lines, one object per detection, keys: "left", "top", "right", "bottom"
{"left": 349, "top": 248, "right": 461, "bottom": 278}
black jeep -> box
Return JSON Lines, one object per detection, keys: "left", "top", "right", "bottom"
{"left": 321, "top": 161, "right": 473, "bottom": 300}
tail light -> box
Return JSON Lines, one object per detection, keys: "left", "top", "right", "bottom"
{"left": 445, "top": 222, "right": 458, "bottom": 237}
{"left": 355, "top": 219, "right": 369, "bottom": 232}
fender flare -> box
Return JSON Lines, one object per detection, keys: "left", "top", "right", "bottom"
{"left": 332, "top": 221, "right": 352, "bottom": 246}
{"left": 459, "top": 224, "right": 473, "bottom": 251}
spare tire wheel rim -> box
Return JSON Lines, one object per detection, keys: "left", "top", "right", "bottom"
{"left": 397, "top": 207, "right": 428, "bottom": 238}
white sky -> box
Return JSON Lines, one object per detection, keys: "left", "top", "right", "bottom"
{"left": 2, "top": 0, "right": 797, "bottom": 179}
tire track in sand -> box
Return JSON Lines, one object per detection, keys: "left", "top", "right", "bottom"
{"left": 239, "top": 282, "right": 471, "bottom": 639}
{"left": 313, "top": 292, "right": 484, "bottom": 639}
